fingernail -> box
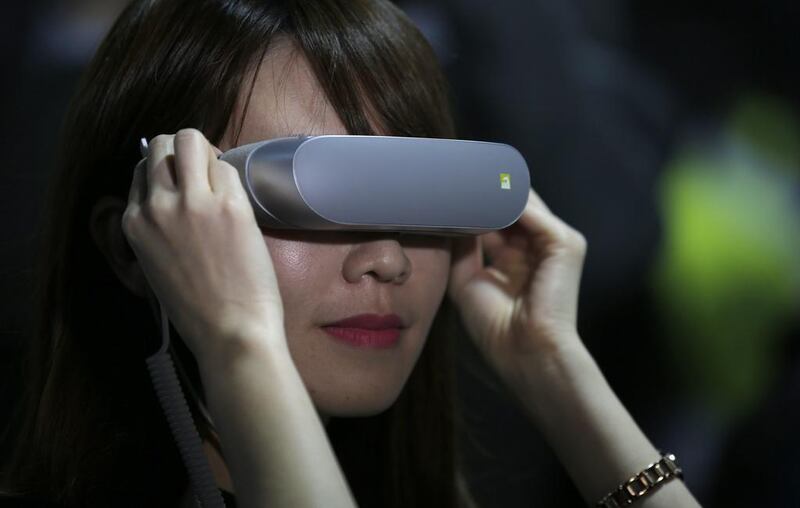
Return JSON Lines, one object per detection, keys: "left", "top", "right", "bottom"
{"left": 139, "top": 137, "right": 149, "bottom": 158}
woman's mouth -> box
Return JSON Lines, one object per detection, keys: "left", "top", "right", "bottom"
{"left": 321, "top": 326, "right": 401, "bottom": 348}
{"left": 321, "top": 313, "right": 405, "bottom": 348}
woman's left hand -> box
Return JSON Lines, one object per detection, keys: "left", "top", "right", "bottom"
{"left": 447, "top": 187, "right": 588, "bottom": 386}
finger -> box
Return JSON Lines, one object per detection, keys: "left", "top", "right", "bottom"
{"left": 128, "top": 158, "right": 147, "bottom": 205}
{"left": 480, "top": 228, "right": 527, "bottom": 256}
{"left": 174, "top": 128, "right": 212, "bottom": 196}
{"left": 210, "top": 160, "right": 246, "bottom": 197}
{"left": 480, "top": 231, "right": 505, "bottom": 260}
{"left": 209, "top": 145, "right": 226, "bottom": 193}
{"left": 480, "top": 230, "right": 529, "bottom": 275}
{"left": 206, "top": 140, "right": 232, "bottom": 194}
{"left": 147, "top": 134, "right": 177, "bottom": 195}
{"left": 525, "top": 186, "right": 552, "bottom": 214}
{"left": 513, "top": 187, "right": 578, "bottom": 246}
{"left": 497, "top": 222, "right": 533, "bottom": 251}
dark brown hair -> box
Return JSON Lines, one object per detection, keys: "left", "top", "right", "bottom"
{"left": 0, "top": 0, "right": 479, "bottom": 507}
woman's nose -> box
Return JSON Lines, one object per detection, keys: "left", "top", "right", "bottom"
{"left": 342, "top": 234, "right": 411, "bottom": 285}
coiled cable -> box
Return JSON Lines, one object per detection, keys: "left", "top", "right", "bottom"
{"left": 145, "top": 301, "right": 226, "bottom": 508}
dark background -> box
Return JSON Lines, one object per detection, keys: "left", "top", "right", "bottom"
{"left": 1, "top": 1, "right": 798, "bottom": 506}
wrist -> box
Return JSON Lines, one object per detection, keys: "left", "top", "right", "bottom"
{"left": 504, "top": 331, "right": 591, "bottom": 392}
{"left": 196, "top": 321, "right": 291, "bottom": 375}
{"left": 503, "top": 334, "right": 600, "bottom": 423}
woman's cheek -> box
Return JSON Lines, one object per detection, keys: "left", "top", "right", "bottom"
{"left": 418, "top": 246, "right": 452, "bottom": 295}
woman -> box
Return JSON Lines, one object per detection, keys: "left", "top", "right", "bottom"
{"left": 0, "top": 0, "right": 702, "bottom": 507}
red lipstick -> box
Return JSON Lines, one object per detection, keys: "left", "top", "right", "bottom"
{"left": 322, "top": 313, "right": 405, "bottom": 348}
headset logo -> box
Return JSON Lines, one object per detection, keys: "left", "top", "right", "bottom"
{"left": 500, "top": 173, "right": 511, "bottom": 190}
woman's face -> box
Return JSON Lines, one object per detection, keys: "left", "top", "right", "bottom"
{"left": 217, "top": 40, "right": 452, "bottom": 422}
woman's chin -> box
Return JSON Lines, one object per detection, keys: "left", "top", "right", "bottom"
{"left": 314, "top": 389, "right": 401, "bottom": 419}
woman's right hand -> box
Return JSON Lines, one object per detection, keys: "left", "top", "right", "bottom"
{"left": 122, "top": 128, "right": 286, "bottom": 361}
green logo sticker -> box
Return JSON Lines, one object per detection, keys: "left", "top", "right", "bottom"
{"left": 500, "top": 173, "right": 511, "bottom": 190}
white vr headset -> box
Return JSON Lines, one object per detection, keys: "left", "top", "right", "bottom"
{"left": 216, "top": 135, "right": 531, "bottom": 235}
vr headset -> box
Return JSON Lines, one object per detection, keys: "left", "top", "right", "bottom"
{"left": 216, "top": 135, "right": 531, "bottom": 235}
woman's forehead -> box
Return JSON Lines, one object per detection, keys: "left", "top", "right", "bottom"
{"left": 221, "top": 38, "right": 348, "bottom": 150}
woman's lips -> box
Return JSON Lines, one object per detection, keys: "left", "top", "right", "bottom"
{"left": 324, "top": 313, "right": 404, "bottom": 329}
{"left": 321, "top": 326, "right": 401, "bottom": 348}
{"left": 321, "top": 313, "right": 405, "bottom": 348}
